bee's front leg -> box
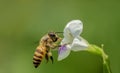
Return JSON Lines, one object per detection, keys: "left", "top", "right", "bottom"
{"left": 50, "top": 37, "right": 62, "bottom": 49}
{"left": 58, "top": 37, "right": 62, "bottom": 41}
{"left": 51, "top": 43, "right": 60, "bottom": 49}
{"left": 46, "top": 43, "right": 55, "bottom": 49}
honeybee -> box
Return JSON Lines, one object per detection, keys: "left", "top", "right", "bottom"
{"left": 33, "top": 32, "right": 62, "bottom": 68}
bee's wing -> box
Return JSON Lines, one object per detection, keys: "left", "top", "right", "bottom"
{"left": 58, "top": 45, "right": 71, "bottom": 61}
{"left": 71, "top": 37, "right": 88, "bottom": 51}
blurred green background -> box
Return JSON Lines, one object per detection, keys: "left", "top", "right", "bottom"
{"left": 0, "top": 0, "right": 120, "bottom": 73}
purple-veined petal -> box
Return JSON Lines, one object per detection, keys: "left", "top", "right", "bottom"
{"left": 57, "top": 20, "right": 89, "bottom": 61}
{"left": 58, "top": 45, "right": 71, "bottom": 61}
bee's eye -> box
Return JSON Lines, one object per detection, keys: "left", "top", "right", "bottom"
{"left": 50, "top": 34, "right": 55, "bottom": 37}
{"left": 48, "top": 33, "right": 56, "bottom": 37}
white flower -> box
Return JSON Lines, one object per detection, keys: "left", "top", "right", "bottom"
{"left": 58, "top": 20, "right": 89, "bottom": 61}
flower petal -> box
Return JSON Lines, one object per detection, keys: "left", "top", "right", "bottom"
{"left": 71, "top": 37, "right": 88, "bottom": 51}
{"left": 61, "top": 37, "right": 72, "bottom": 45}
{"left": 64, "top": 20, "right": 83, "bottom": 38}
{"left": 58, "top": 45, "right": 71, "bottom": 61}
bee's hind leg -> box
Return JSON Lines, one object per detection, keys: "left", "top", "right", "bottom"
{"left": 48, "top": 52, "right": 54, "bottom": 64}
{"left": 45, "top": 54, "right": 49, "bottom": 63}
{"left": 50, "top": 56, "right": 53, "bottom": 64}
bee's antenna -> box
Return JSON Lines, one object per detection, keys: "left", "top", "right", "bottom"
{"left": 55, "top": 32, "right": 63, "bottom": 33}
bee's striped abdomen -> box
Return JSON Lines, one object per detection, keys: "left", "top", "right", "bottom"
{"left": 33, "top": 46, "right": 46, "bottom": 68}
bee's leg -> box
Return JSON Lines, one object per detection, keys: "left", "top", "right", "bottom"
{"left": 57, "top": 37, "right": 62, "bottom": 42}
{"left": 51, "top": 37, "right": 62, "bottom": 49}
{"left": 46, "top": 43, "right": 57, "bottom": 49}
{"left": 48, "top": 52, "right": 54, "bottom": 64}
{"left": 46, "top": 43, "right": 54, "bottom": 48}
{"left": 51, "top": 43, "right": 58, "bottom": 49}
{"left": 45, "top": 54, "right": 49, "bottom": 63}
{"left": 50, "top": 56, "right": 53, "bottom": 64}
{"left": 46, "top": 38, "right": 62, "bottom": 49}
{"left": 45, "top": 48, "right": 50, "bottom": 63}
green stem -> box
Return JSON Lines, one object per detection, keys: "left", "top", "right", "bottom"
{"left": 87, "top": 45, "right": 112, "bottom": 73}
{"left": 102, "top": 51, "right": 112, "bottom": 73}
{"left": 103, "top": 60, "right": 112, "bottom": 73}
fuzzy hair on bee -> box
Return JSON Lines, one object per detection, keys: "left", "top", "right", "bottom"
{"left": 33, "top": 32, "right": 62, "bottom": 68}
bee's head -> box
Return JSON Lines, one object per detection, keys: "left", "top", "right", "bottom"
{"left": 48, "top": 32, "right": 58, "bottom": 42}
